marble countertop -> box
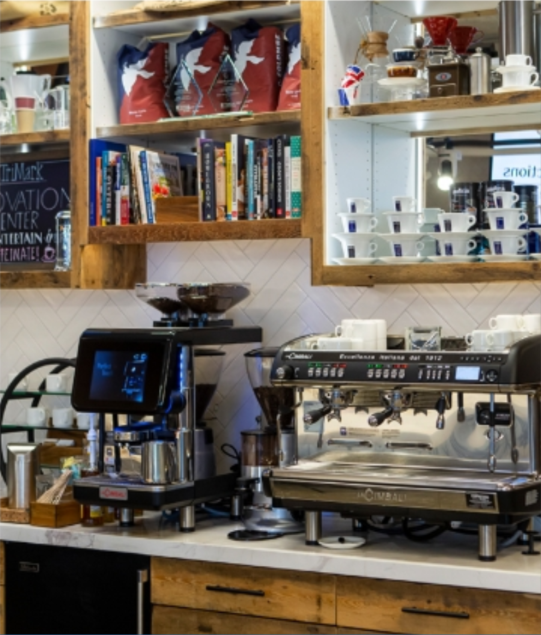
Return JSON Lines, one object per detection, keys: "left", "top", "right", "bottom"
{"left": 1, "top": 514, "right": 540, "bottom": 594}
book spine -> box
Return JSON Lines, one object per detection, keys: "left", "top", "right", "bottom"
{"left": 246, "top": 140, "right": 254, "bottom": 221}
{"left": 120, "top": 153, "right": 130, "bottom": 225}
{"left": 275, "top": 135, "right": 285, "bottom": 219}
{"left": 291, "top": 135, "right": 302, "bottom": 219}
{"left": 104, "top": 163, "right": 114, "bottom": 225}
{"left": 115, "top": 155, "right": 122, "bottom": 225}
{"left": 140, "top": 151, "right": 154, "bottom": 224}
{"left": 214, "top": 144, "right": 226, "bottom": 222}
{"left": 230, "top": 136, "right": 238, "bottom": 221}
{"left": 101, "top": 152, "right": 109, "bottom": 225}
{"left": 267, "top": 139, "right": 275, "bottom": 218}
{"left": 254, "top": 144, "right": 261, "bottom": 220}
{"left": 95, "top": 156, "right": 102, "bottom": 227}
{"left": 196, "top": 138, "right": 204, "bottom": 221}
{"left": 285, "top": 144, "right": 291, "bottom": 219}
{"left": 261, "top": 145, "right": 269, "bottom": 218}
{"left": 225, "top": 142, "right": 233, "bottom": 221}
{"left": 201, "top": 141, "right": 216, "bottom": 221}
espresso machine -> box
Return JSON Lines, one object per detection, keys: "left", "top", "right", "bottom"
{"left": 72, "top": 283, "right": 261, "bottom": 532}
{"left": 265, "top": 333, "right": 541, "bottom": 561}
{"left": 232, "top": 348, "right": 303, "bottom": 536}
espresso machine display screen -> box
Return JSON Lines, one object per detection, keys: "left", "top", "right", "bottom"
{"left": 90, "top": 351, "right": 148, "bottom": 403}
{"left": 455, "top": 366, "right": 481, "bottom": 381}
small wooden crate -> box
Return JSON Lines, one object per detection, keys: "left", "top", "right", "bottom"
{"left": 30, "top": 500, "right": 80, "bottom": 528}
{"left": 0, "top": 497, "right": 30, "bottom": 524}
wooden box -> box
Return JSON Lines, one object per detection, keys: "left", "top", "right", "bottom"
{"left": 0, "top": 497, "right": 30, "bottom": 524}
{"left": 30, "top": 500, "right": 80, "bottom": 528}
{"left": 155, "top": 197, "right": 199, "bottom": 223}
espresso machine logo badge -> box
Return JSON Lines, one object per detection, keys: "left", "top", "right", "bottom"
{"left": 358, "top": 488, "right": 406, "bottom": 504}
{"left": 466, "top": 493, "right": 496, "bottom": 509}
{"left": 285, "top": 352, "right": 313, "bottom": 360}
{"left": 435, "top": 71, "right": 452, "bottom": 82}
{"left": 99, "top": 486, "right": 128, "bottom": 501}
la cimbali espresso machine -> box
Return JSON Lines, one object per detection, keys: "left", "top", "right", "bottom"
{"left": 266, "top": 331, "right": 541, "bottom": 561}
{"left": 72, "top": 283, "right": 261, "bottom": 531}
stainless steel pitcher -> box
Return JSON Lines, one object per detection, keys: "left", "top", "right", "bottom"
{"left": 499, "top": 1, "right": 535, "bottom": 59}
{"left": 7, "top": 443, "right": 40, "bottom": 509}
{"left": 141, "top": 441, "right": 177, "bottom": 484}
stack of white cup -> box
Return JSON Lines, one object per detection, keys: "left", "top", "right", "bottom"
{"left": 426, "top": 211, "right": 478, "bottom": 261}
{"left": 465, "top": 313, "right": 540, "bottom": 352}
{"left": 333, "top": 198, "right": 379, "bottom": 264}
{"left": 480, "top": 190, "right": 529, "bottom": 259}
{"left": 379, "top": 196, "right": 427, "bottom": 263}
{"left": 333, "top": 318, "right": 387, "bottom": 351}
{"left": 495, "top": 54, "right": 540, "bottom": 93}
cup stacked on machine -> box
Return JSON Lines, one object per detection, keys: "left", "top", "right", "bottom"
{"left": 495, "top": 54, "right": 540, "bottom": 93}
{"left": 480, "top": 190, "right": 529, "bottom": 259}
{"left": 311, "top": 319, "right": 387, "bottom": 351}
{"left": 465, "top": 313, "right": 541, "bottom": 352}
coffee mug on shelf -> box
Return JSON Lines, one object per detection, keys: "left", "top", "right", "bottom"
{"left": 390, "top": 237, "right": 425, "bottom": 257}
{"left": 26, "top": 407, "right": 48, "bottom": 426}
{"left": 436, "top": 234, "right": 477, "bottom": 256}
{"left": 346, "top": 198, "right": 371, "bottom": 214}
{"left": 489, "top": 314, "right": 525, "bottom": 330}
{"left": 385, "top": 212, "right": 421, "bottom": 234}
{"left": 334, "top": 233, "right": 378, "bottom": 259}
{"left": 46, "top": 373, "right": 68, "bottom": 392}
{"left": 493, "top": 191, "right": 520, "bottom": 209}
{"left": 501, "top": 68, "right": 539, "bottom": 88}
{"left": 52, "top": 407, "right": 74, "bottom": 429}
{"left": 338, "top": 213, "right": 378, "bottom": 233}
{"left": 521, "top": 313, "right": 541, "bottom": 334}
{"left": 465, "top": 329, "right": 495, "bottom": 351}
{"left": 313, "top": 337, "right": 351, "bottom": 350}
{"left": 486, "top": 209, "right": 528, "bottom": 231}
{"left": 438, "top": 212, "right": 476, "bottom": 233}
{"left": 487, "top": 234, "right": 527, "bottom": 255}
{"left": 505, "top": 54, "right": 533, "bottom": 67}
{"left": 393, "top": 196, "right": 416, "bottom": 212}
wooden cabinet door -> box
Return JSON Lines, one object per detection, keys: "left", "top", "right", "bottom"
{"left": 336, "top": 577, "right": 541, "bottom": 635}
{"left": 152, "top": 558, "right": 336, "bottom": 625}
{"left": 152, "top": 606, "right": 338, "bottom": 635}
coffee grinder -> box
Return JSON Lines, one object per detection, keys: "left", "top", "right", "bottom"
{"left": 423, "top": 16, "right": 470, "bottom": 97}
{"left": 231, "top": 348, "right": 303, "bottom": 537}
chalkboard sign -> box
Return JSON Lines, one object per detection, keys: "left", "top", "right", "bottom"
{"left": 0, "top": 158, "right": 70, "bottom": 267}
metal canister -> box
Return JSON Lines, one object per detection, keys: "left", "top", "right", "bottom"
{"left": 470, "top": 48, "right": 492, "bottom": 94}
{"left": 7, "top": 443, "right": 40, "bottom": 510}
{"left": 499, "top": 1, "right": 535, "bottom": 59}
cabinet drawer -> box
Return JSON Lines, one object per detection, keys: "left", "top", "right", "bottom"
{"left": 152, "top": 606, "right": 337, "bottom": 634}
{"left": 152, "top": 558, "right": 336, "bottom": 625}
{"left": 337, "top": 577, "right": 541, "bottom": 635}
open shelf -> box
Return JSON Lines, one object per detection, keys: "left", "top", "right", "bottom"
{"left": 89, "top": 219, "right": 302, "bottom": 244}
{"left": 94, "top": 0, "right": 299, "bottom": 33}
{"left": 96, "top": 110, "right": 301, "bottom": 144}
{"left": 0, "top": 271, "right": 71, "bottom": 289}
{"left": 328, "top": 92, "right": 541, "bottom": 137}
{"left": 321, "top": 261, "right": 541, "bottom": 287}
{"left": 0, "top": 129, "right": 70, "bottom": 148}
{"left": 0, "top": 12, "right": 69, "bottom": 33}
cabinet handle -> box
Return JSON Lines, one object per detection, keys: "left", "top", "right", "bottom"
{"left": 402, "top": 607, "right": 470, "bottom": 619}
{"left": 206, "top": 584, "right": 265, "bottom": 597}
{"left": 137, "top": 569, "right": 149, "bottom": 634}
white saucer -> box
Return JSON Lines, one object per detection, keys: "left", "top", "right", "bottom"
{"left": 337, "top": 212, "right": 373, "bottom": 218}
{"left": 426, "top": 231, "right": 478, "bottom": 240}
{"left": 318, "top": 535, "right": 366, "bottom": 550}
{"left": 481, "top": 229, "right": 528, "bottom": 238}
{"left": 378, "top": 77, "right": 426, "bottom": 88}
{"left": 483, "top": 208, "right": 523, "bottom": 213}
{"left": 494, "top": 85, "right": 540, "bottom": 93}
{"left": 427, "top": 255, "right": 478, "bottom": 263}
{"left": 495, "top": 64, "right": 537, "bottom": 73}
{"left": 332, "top": 232, "right": 375, "bottom": 240}
{"left": 332, "top": 257, "right": 377, "bottom": 265}
{"left": 379, "top": 256, "right": 425, "bottom": 264}
{"left": 480, "top": 254, "right": 530, "bottom": 262}
{"left": 529, "top": 254, "right": 541, "bottom": 260}
{"left": 382, "top": 211, "right": 421, "bottom": 216}
{"left": 379, "top": 232, "right": 426, "bottom": 240}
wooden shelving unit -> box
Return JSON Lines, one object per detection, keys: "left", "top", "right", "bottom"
{"left": 328, "top": 92, "right": 541, "bottom": 137}
{"left": 0, "top": 270, "right": 71, "bottom": 289}
{"left": 0, "top": 129, "right": 70, "bottom": 148}
{"left": 97, "top": 110, "right": 301, "bottom": 144}
{"left": 0, "top": 11, "right": 69, "bottom": 33}
{"left": 89, "top": 220, "right": 302, "bottom": 245}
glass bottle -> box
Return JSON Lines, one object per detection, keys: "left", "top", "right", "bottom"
{"left": 54, "top": 210, "right": 71, "bottom": 271}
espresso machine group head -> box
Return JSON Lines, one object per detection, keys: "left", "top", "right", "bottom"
{"left": 265, "top": 333, "right": 541, "bottom": 560}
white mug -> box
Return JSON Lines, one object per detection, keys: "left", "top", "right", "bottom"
{"left": 487, "top": 235, "right": 527, "bottom": 255}
{"left": 505, "top": 54, "right": 533, "bottom": 67}
{"left": 489, "top": 314, "right": 524, "bottom": 330}
{"left": 438, "top": 212, "right": 476, "bottom": 233}
{"left": 334, "top": 234, "right": 378, "bottom": 259}
{"left": 488, "top": 329, "right": 524, "bottom": 351}
{"left": 26, "top": 407, "right": 48, "bottom": 426}
{"left": 389, "top": 238, "right": 425, "bottom": 257}
{"left": 347, "top": 198, "right": 371, "bottom": 214}
{"left": 393, "top": 196, "right": 416, "bottom": 212}
{"left": 422, "top": 208, "right": 445, "bottom": 224}
{"left": 335, "top": 319, "right": 386, "bottom": 350}
{"left": 522, "top": 314, "right": 541, "bottom": 334}
{"left": 438, "top": 236, "right": 477, "bottom": 256}
{"left": 486, "top": 209, "right": 528, "bottom": 231}
{"left": 493, "top": 191, "right": 519, "bottom": 209}
{"left": 385, "top": 212, "right": 421, "bottom": 234}
{"left": 46, "top": 373, "right": 67, "bottom": 392}
{"left": 76, "top": 412, "right": 96, "bottom": 430}
{"left": 502, "top": 68, "right": 539, "bottom": 87}
{"left": 8, "top": 372, "right": 28, "bottom": 391}
{"left": 52, "top": 407, "right": 74, "bottom": 428}
{"left": 338, "top": 213, "right": 378, "bottom": 233}
{"left": 465, "top": 330, "right": 495, "bottom": 351}
{"left": 313, "top": 337, "right": 351, "bottom": 350}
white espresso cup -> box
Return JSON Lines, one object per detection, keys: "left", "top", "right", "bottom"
{"left": 389, "top": 236, "right": 425, "bottom": 257}
{"left": 52, "top": 407, "right": 74, "bottom": 428}
{"left": 502, "top": 68, "right": 539, "bottom": 88}
{"left": 438, "top": 213, "right": 476, "bottom": 233}
{"left": 438, "top": 235, "right": 477, "bottom": 256}
{"left": 393, "top": 196, "right": 416, "bottom": 212}
{"left": 76, "top": 412, "right": 96, "bottom": 430}
{"left": 313, "top": 337, "right": 351, "bottom": 350}
{"left": 346, "top": 198, "right": 371, "bottom": 214}
{"left": 338, "top": 213, "right": 378, "bottom": 233}
{"left": 487, "top": 234, "right": 527, "bottom": 255}
{"left": 522, "top": 314, "right": 541, "bottom": 334}
{"left": 8, "top": 372, "right": 28, "bottom": 390}
{"left": 46, "top": 373, "right": 67, "bottom": 392}
{"left": 488, "top": 329, "right": 524, "bottom": 351}
{"left": 489, "top": 314, "right": 524, "bottom": 330}
{"left": 334, "top": 234, "right": 378, "bottom": 259}
{"left": 505, "top": 54, "right": 533, "bottom": 67}
{"left": 335, "top": 319, "right": 385, "bottom": 350}
{"left": 26, "top": 407, "right": 48, "bottom": 426}
{"left": 385, "top": 212, "right": 421, "bottom": 234}
{"left": 486, "top": 209, "right": 528, "bottom": 231}
{"left": 493, "top": 191, "right": 519, "bottom": 209}
{"left": 465, "top": 330, "right": 495, "bottom": 351}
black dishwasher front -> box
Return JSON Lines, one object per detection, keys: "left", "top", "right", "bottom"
{"left": 5, "top": 542, "right": 150, "bottom": 634}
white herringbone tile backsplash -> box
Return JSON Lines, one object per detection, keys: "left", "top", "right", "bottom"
{"left": 1, "top": 239, "right": 540, "bottom": 476}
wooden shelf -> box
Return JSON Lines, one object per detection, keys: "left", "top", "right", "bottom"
{"left": 94, "top": 1, "right": 298, "bottom": 33}
{"left": 0, "top": 129, "right": 70, "bottom": 148}
{"left": 96, "top": 110, "right": 301, "bottom": 145}
{"left": 0, "top": 271, "right": 71, "bottom": 289}
{"left": 88, "top": 220, "right": 302, "bottom": 244}
{"left": 0, "top": 12, "right": 69, "bottom": 34}
{"left": 328, "top": 92, "right": 541, "bottom": 137}
{"left": 320, "top": 261, "right": 541, "bottom": 287}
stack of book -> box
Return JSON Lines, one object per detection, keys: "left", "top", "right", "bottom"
{"left": 197, "top": 134, "right": 302, "bottom": 221}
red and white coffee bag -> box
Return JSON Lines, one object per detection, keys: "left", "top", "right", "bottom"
{"left": 277, "top": 23, "right": 301, "bottom": 111}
